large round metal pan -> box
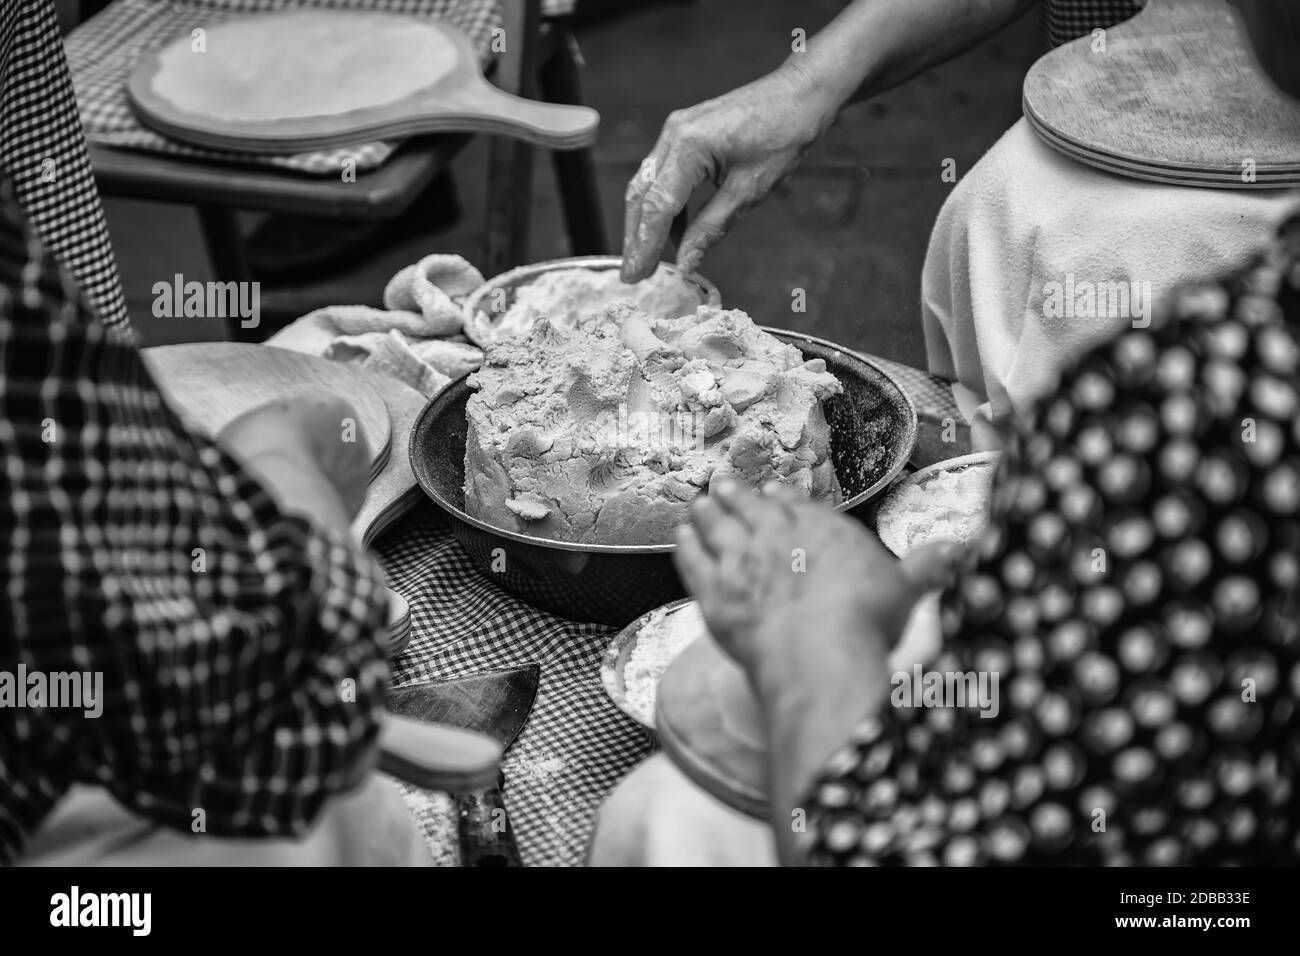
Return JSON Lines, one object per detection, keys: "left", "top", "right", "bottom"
{"left": 409, "top": 329, "right": 917, "bottom": 626}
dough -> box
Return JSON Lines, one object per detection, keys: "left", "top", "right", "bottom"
{"left": 464, "top": 304, "right": 843, "bottom": 545}
{"left": 150, "top": 12, "right": 457, "bottom": 122}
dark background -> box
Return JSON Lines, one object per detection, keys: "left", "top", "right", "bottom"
{"left": 66, "top": 0, "right": 1041, "bottom": 368}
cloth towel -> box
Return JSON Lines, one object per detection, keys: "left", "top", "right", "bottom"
{"left": 921, "top": 117, "right": 1299, "bottom": 449}
{"left": 269, "top": 253, "right": 486, "bottom": 395}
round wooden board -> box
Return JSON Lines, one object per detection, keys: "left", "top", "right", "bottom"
{"left": 655, "top": 634, "right": 768, "bottom": 819}
{"left": 128, "top": 10, "right": 599, "bottom": 154}
{"left": 1025, "top": 107, "right": 1300, "bottom": 189}
{"left": 1022, "top": 0, "right": 1300, "bottom": 188}
{"left": 142, "top": 342, "right": 392, "bottom": 482}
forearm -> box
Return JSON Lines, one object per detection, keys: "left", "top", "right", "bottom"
{"left": 785, "top": 0, "right": 1036, "bottom": 117}
{"left": 756, "top": 623, "right": 893, "bottom": 866}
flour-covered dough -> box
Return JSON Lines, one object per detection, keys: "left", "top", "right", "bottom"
{"left": 464, "top": 305, "right": 843, "bottom": 545}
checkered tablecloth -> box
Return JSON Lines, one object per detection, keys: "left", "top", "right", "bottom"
{"left": 376, "top": 503, "right": 652, "bottom": 867}
{"left": 868, "top": 354, "right": 960, "bottom": 422}
{"left": 65, "top": 0, "right": 504, "bottom": 175}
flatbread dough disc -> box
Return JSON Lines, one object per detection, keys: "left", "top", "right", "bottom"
{"left": 149, "top": 11, "right": 458, "bottom": 122}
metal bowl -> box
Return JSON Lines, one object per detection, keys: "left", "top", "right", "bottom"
{"left": 408, "top": 329, "right": 917, "bottom": 627}
{"left": 460, "top": 255, "right": 722, "bottom": 348}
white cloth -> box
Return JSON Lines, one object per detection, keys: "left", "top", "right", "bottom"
{"left": 921, "top": 118, "right": 1299, "bottom": 448}
{"left": 269, "top": 253, "right": 486, "bottom": 396}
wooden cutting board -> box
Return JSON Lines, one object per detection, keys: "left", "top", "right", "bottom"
{"left": 128, "top": 10, "right": 599, "bottom": 154}
{"left": 1022, "top": 0, "right": 1300, "bottom": 188}
{"left": 142, "top": 342, "right": 392, "bottom": 482}
{"left": 352, "top": 373, "right": 428, "bottom": 549}
{"left": 142, "top": 342, "right": 430, "bottom": 544}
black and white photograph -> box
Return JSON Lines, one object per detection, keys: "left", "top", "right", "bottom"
{"left": 0, "top": 0, "right": 1297, "bottom": 929}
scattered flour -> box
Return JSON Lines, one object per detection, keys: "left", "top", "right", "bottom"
{"left": 391, "top": 779, "right": 460, "bottom": 867}
{"left": 509, "top": 750, "right": 568, "bottom": 782}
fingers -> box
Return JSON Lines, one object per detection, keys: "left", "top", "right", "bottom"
{"left": 673, "top": 524, "right": 715, "bottom": 595}
{"left": 627, "top": 152, "right": 708, "bottom": 282}
{"left": 684, "top": 482, "right": 783, "bottom": 606}
{"left": 709, "top": 479, "right": 752, "bottom": 522}
{"left": 674, "top": 181, "right": 749, "bottom": 276}
{"left": 622, "top": 117, "right": 711, "bottom": 282}
{"left": 759, "top": 479, "right": 803, "bottom": 523}
{"left": 682, "top": 479, "right": 816, "bottom": 583}
{"left": 622, "top": 147, "right": 669, "bottom": 281}
{"left": 898, "top": 539, "right": 966, "bottom": 594}
{"left": 759, "top": 479, "right": 802, "bottom": 504}
{"left": 689, "top": 494, "right": 749, "bottom": 558}
{"left": 713, "top": 478, "right": 792, "bottom": 531}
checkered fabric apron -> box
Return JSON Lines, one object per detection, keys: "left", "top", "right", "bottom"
{"left": 1, "top": 0, "right": 132, "bottom": 331}
{"left": 375, "top": 504, "right": 653, "bottom": 867}
{"left": 64, "top": 0, "right": 504, "bottom": 175}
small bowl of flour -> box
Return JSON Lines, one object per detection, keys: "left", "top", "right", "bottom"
{"left": 601, "top": 599, "right": 708, "bottom": 733}
{"left": 874, "top": 452, "right": 1001, "bottom": 558}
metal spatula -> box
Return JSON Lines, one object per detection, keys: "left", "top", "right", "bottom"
{"left": 386, "top": 665, "right": 541, "bottom": 867}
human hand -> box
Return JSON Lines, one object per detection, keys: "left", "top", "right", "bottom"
{"left": 675, "top": 481, "right": 962, "bottom": 858}
{"left": 621, "top": 62, "right": 833, "bottom": 283}
{"left": 674, "top": 480, "right": 961, "bottom": 699}
{"left": 219, "top": 394, "right": 370, "bottom": 529}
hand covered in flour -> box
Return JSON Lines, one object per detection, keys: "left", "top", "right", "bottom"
{"left": 622, "top": 64, "right": 832, "bottom": 282}
{"left": 219, "top": 395, "right": 371, "bottom": 530}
